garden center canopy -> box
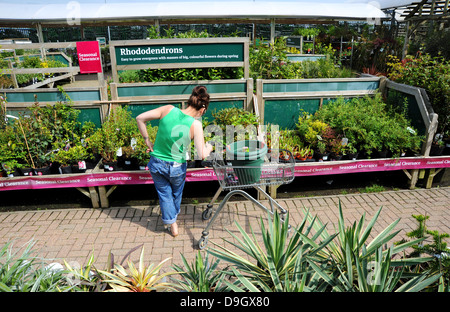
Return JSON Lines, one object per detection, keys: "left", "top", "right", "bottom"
{"left": 0, "top": 0, "right": 417, "bottom": 27}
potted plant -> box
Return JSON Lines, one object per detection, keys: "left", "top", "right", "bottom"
{"left": 315, "top": 139, "right": 329, "bottom": 161}
{"left": 89, "top": 126, "right": 123, "bottom": 171}
{"left": 120, "top": 145, "right": 138, "bottom": 171}
{"left": 54, "top": 142, "right": 91, "bottom": 174}
{"left": 342, "top": 143, "right": 358, "bottom": 160}
{"left": 430, "top": 134, "right": 445, "bottom": 156}
{"left": 132, "top": 125, "right": 157, "bottom": 170}
{"left": 89, "top": 107, "right": 142, "bottom": 171}
{"left": 0, "top": 125, "right": 27, "bottom": 177}
{"left": 296, "top": 146, "right": 311, "bottom": 162}
{"left": 53, "top": 145, "right": 73, "bottom": 174}
{"left": 1, "top": 160, "right": 23, "bottom": 177}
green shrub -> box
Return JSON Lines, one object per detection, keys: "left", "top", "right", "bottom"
{"left": 387, "top": 53, "right": 450, "bottom": 138}
{"left": 311, "top": 94, "right": 424, "bottom": 157}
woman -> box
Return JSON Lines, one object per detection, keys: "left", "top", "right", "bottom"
{"left": 136, "top": 86, "right": 213, "bottom": 237}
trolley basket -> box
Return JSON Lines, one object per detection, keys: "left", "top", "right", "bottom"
{"left": 198, "top": 148, "right": 295, "bottom": 249}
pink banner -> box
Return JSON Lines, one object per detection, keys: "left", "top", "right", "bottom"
{"left": 1, "top": 156, "right": 449, "bottom": 191}
{"left": 0, "top": 168, "right": 218, "bottom": 191}
{"left": 294, "top": 156, "right": 450, "bottom": 177}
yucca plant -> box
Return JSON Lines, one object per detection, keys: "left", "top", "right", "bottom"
{"left": 303, "top": 202, "right": 429, "bottom": 268}
{"left": 302, "top": 202, "right": 439, "bottom": 291}
{"left": 320, "top": 243, "right": 441, "bottom": 292}
{"left": 171, "top": 251, "right": 230, "bottom": 292}
{"left": 98, "top": 246, "right": 179, "bottom": 292}
{"left": 207, "top": 211, "right": 337, "bottom": 291}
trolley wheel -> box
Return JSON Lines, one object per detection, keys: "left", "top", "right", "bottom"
{"left": 198, "top": 236, "right": 208, "bottom": 250}
{"left": 202, "top": 208, "right": 213, "bottom": 220}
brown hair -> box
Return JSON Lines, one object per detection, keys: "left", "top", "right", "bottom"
{"left": 187, "top": 86, "right": 210, "bottom": 111}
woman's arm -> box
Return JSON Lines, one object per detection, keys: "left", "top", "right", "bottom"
{"left": 136, "top": 105, "right": 173, "bottom": 152}
{"left": 192, "top": 119, "right": 213, "bottom": 160}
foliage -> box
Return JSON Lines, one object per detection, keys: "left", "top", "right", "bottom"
{"left": 409, "top": 29, "right": 450, "bottom": 60}
{"left": 88, "top": 106, "right": 132, "bottom": 162}
{"left": 63, "top": 253, "right": 104, "bottom": 292}
{"left": 98, "top": 246, "right": 179, "bottom": 292}
{"left": 299, "top": 203, "right": 439, "bottom": 292}
{"left": 14, "top": 56, "right": 67, "bottom": 86}
{"left": 351, "top": 28, "right": 403, "bottom": 74}
{"left": 0, "top": 240, "right": 73, "bottom": 292}
{"left": 311, "top": 94, "right": 424, "bottom": 157}
{"left": 12, "top": 96, "right": 83, "bottom": 168}
{"left": 171, "top": 251, "right": 230, "bottom": 292}
{"left": 132, "top": 124, "right": 157, "bottom": 166}
{"left": 292, "top": 27, "right": 320, "bottom": 38}
{"left": 207, "top": 204, "right": 440, "bottom": 292}
{"left": 0, "top": 125, "right": 26, "bottom": 175}
{"left": 207, "top": 211, "right": 337, "bottom": 292}
{"left": 299, "top": 58, "right": 353, "bottom": 79}
{"left": 387, "top": 53, "right": 450, "bottom": 138}
{"left": 250, "top": 37, "right": 298, "bottom": 80}
{"left": 53, "top": 143, "right": 91, "bottom": 166}
{"left": 210, "top": 107, "right": 259, "bottom": 145}
{"left": 397, "top": 214, "right": 450, "bottom": 291}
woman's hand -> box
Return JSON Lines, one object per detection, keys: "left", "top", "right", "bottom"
{"left": 205, "top": 142, "right": 213, "bottom": 155}
{"left": 144, "top": 137, "right": 153, "bottom": 153}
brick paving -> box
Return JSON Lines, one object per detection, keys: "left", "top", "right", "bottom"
{"left": 0, "top": 187, "right": 449, "bottom": 271}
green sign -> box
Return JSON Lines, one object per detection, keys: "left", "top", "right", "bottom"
{"left": 286, "top": 37, "right": 301, "bottom": 48}
{"left": 115, "top": 43, "right": 244, "bottom": 65}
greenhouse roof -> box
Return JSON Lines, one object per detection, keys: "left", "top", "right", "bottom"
{"left": 0, "top": 0, "right": 412, "bottom": 27}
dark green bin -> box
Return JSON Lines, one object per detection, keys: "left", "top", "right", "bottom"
{"left": 226, "top": 140, "right": 268, "bottom": 184}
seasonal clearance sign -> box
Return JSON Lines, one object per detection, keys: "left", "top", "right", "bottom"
{"left": 76, "top": 41, "right": 102, "bottom": 74}
{"left": 1, "top": 157, "right": 450, "bottom": 191}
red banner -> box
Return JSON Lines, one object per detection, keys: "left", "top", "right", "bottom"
{"left": 76, "top": 41, "right": 102, "bottom": 74}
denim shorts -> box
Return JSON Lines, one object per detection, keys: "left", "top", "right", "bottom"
{"left": 148, "top": 156, "right": 187, "bottom": 225}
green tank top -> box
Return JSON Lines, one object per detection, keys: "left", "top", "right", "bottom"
{"left": 150, "top": 107, "right": 195, "bottom": 163}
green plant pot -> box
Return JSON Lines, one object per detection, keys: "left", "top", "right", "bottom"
{"left": 226, "top": 140, "right": 267, "bottom": 185}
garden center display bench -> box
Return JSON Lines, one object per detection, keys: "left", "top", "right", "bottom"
{"left": 3, "top": 155, "right": 448, "bottom": 208}
{"left": 255, "top": 76, "right": 442, "bottom": 191}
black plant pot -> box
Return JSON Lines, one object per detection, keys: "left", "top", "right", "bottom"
{"left": 330, "top": 153, "right": 343, "bottom": 161}
{"left": 343, "top": 152, "right": 359, "bottom": 161}
{"left": 430, "top": 145, "right": 445, "bottom": 156}
{"left": 5, "top": 168, "right": 21, "bottom": 178}
{"left": 20, "top": 167, "right": 36, "bottom": 176}
{"left": 35, "top": 165, "right": 51, "bottom": 176}
{"left": 376, "top": 150, "right": 389, "bottom": 159}
{"left": 59, "top": 165, "right": 72, "bottom": 174}
{"left": 121, "top": 157, "right": 139, "bottom": 171}
{"left": 314, "top": 152, "right": 330, "bottom": 162}
{"left": 103, "top": 161, "right": 119, "bottom": 172}
{"left": 71, "top": 162, "right": 87, "bottom": 173}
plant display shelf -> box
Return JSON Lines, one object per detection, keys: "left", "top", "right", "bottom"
{"left": 0, "top": 161, "right": 102, "bottom": 208}
{"left": 1, "top": 156, "right": 448, "bottom": 209}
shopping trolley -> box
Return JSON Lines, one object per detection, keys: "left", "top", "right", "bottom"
{"left": 198, "top": 147, "right": 295, "bottom": 249}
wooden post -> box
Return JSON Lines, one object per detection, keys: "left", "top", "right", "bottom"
{"left": 270, "top": 19, "right": 275, "bottom": 45}
{"left": 256, "top": 79, "right": 264, "bottom": 125}
{"left": 402, "top": 21, "right": 410, "bottom": 59}
{"left": 422, "top": 113, "right": 439, "bottom": 157}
